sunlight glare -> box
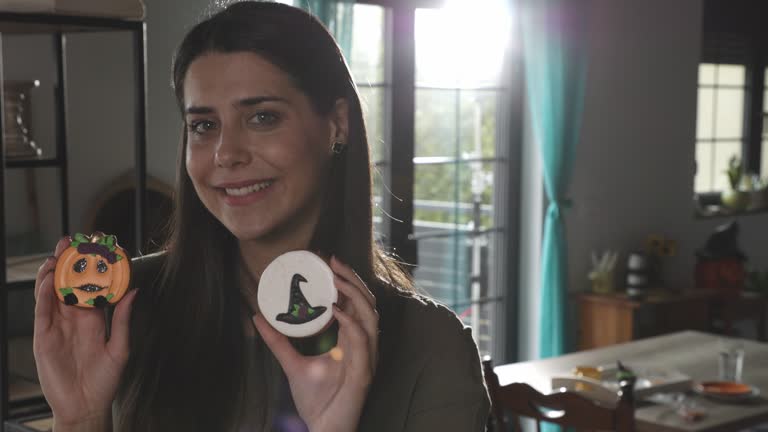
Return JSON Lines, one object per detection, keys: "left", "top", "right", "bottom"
{"left": 416, "top": 0, "right": 512, "bottom": 88}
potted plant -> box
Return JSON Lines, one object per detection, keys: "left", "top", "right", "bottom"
{"left": 721, "top": 156, "right": 751, "bottom": 211}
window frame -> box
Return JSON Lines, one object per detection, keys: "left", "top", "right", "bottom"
{"left": 356, "top": 0, "right": 524, "bottom": 362}
{"left": 699, "top": 0, "right": 768, "bottom": 191}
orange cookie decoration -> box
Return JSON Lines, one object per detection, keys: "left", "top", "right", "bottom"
{"left": 54, "top": 232, "right": 131, "bottom": 308}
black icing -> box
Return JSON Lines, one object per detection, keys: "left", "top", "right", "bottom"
{"left": 96, "top": 260, "right": 108, "bottom": 273}
{"left": 64, "top": 293, "right": 78, "bottom": 305}
{"left": 93, "top": 296, "right": 109, "bottom": 308}
{"left": 275, "top": 273, "right": 327, "bottom": 325}
{"left": 77, "top": 284, "right": 105, "bottom": 293}
{"left": 73, "top": 258, "right": 87, "bottom": 273}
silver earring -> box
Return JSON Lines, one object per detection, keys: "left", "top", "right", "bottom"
{"left": 332, "top": 141, "right": 345, "bottom": 154}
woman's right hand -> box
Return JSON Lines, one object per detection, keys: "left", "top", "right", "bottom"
{"left": 32, "top": 237, "right": 138, "bottom": 431}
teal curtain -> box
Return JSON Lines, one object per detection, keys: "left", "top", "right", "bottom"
{"left": 296, "top": 0, "right": 354, "bottom": 57}
{"left": 521, "top": 0, "right": 588, "bottom": 360}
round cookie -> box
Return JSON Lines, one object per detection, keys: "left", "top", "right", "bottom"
{"left": 54, "top": 232, "right": 131, "bottom": 308}
{"left": 257, "top": 251, "right": 337, "bottom": 338}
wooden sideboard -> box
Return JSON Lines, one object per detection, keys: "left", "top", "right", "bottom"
{"left": 576, "top": 290, "right": 767, "bottom": 350}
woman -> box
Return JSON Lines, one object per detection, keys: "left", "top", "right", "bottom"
{"left": 33, "top": 2, "right": 490, "bottom": 431}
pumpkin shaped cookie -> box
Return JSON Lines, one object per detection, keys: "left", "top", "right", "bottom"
{"left": 54, "top": 232, "right": 131, "bottom": 308}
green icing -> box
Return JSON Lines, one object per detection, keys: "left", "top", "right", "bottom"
{"left": 71, "top": 233, "right": 88, "bottom": 247}
{"left": 106, "top": 293, "right": 114, "bottom": 301}
{"left": 291, "top": 304, "right": 300, "bottom": 318}
{"left": 85, "top": 298, "right": 95, "bottom": 306}
{"left": 96, "top": 234, "right": 118, "bottom": 252}
{"left": 70, "top": 233, "right": 120, "bottom": 252}
{"left": 307, "top": 307, "right": 315, "bottom": 315}
{"left": 59, "top": 287, "right": 74, "bottom": 295}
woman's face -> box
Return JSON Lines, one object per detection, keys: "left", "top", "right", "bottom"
{"left": 183, "top": 52, "right": 346, "bottom": 242}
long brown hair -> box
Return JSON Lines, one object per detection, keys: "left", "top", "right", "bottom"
{"left": 116, "top": 2, "right": 411, "bottom": 430}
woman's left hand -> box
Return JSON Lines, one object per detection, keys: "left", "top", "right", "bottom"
{"left": 252, "top": 256, "right": 379, "bottom": 432}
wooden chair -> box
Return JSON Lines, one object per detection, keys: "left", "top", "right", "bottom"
{"left": 483, "top": 357, "right": 636, "bottom": 432}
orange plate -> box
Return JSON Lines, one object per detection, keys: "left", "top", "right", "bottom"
{"left": 697, "top": 381, "right": 752, "bottom": 396}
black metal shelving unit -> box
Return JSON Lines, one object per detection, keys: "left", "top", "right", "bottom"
{"left": 0, "top": 11, "right": 147, "bottom": 430}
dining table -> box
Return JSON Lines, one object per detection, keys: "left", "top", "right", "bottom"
{"left": 494, "top": 331, "right": 768, "bottom": 432}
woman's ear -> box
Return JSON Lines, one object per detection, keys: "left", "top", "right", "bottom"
{"left": 328, "top": 98, "right": 350, "bottom": 144}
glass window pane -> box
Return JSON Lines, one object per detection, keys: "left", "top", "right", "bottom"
{"left": 713, "top": 141, "right": 742, "bottom": 191}
{"left": 764, "top": 89, "right": 768, "bottom": 139}
{"left": 415, "top": 2, "right": 510, "bottom": 88}
{"left": 349, "top": 4, "right": 386, "bottom": 85}
{"left": 763, "top": 139, "right": 768, "bottom": 176}
{"left": 459, "top": 90, "right": 498, "bottom": 158}
{"left": 458, "top": 162, "right": 495, "bottom": 227}
{"left": 413, "top": 228, "right": 500, "bottom": 356}
{"left": 415, "top": 89, "right": 459, "bottom": 157}
{"left": 459, "top": 294, "right": 499, "bottom": 357}
{"left": 358, "top": 85, "right": 388, "bottom": 163}
{"left": 717, "top": 64, "right": 746, "bottom": 86}
{"left": 372, "top": 164, "right": 386, "bottom": 240}
{"left": 414, "top": 164, "right": 459, "bottom": 225}
{"left": 699, "top": 64, "right": 716, "bottom": 85}
{"left": 412, "top": 232, "right": 469, "bottom": 306}
{"left": 697, "top": 88, "right": 714, "bottom": 139}
{"left": 715, "top": 89, "right": 744, "bottom": 139}
{"left": 695, "top": 142, "right": 714, "bottom": 193}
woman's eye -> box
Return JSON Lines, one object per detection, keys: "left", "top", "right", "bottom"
{"left": 248, "top": 112, "right": 279, "bottom": 126}
{"left": 188, "top": 120, "right": 217, "bottom": 135}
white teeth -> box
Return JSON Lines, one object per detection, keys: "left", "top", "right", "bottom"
{"left": 224, "top": 181, "right": 273, "bottom": 196}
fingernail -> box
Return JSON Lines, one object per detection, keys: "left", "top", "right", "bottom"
{"left": 333, "top": 303, "right": 341, "bottom": 311}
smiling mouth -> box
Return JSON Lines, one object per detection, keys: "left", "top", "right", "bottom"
{"left": 222, "top": 180, "right": 275, "bottom": 196}
{"left": 76, "top": 284, "right": 106, "bottom": 293}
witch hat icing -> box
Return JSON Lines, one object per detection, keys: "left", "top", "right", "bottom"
{"left": 275, "top": 273, "right": 328, "bottom": 324}
{"left": 258, "top": 250, "right": 337, "bottom": 338}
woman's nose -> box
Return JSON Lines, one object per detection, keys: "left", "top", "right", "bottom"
{"left": 214, "top": 125, "right": 251, "bottom": 168}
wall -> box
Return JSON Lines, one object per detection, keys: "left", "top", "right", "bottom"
{"left": 566, "top": 0, "right": 768, "bottom": 346}
{"left": 144, "top": 0, "right": 215, "bottom": 189}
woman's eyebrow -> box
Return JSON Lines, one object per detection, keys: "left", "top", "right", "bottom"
{"left": 184, "top": 105, "right": 214, "bottom": 115}
{"left": 236, "top": 95, "right": 288, "bottom": 107}
{"left": 184, "top": 96, "right": 288, "bottom": 115}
